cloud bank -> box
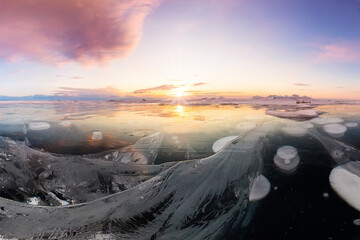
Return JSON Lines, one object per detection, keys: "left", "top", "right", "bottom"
{"left": 0, "top": 0, "right": 162, "bottom": 64}
{"left": 54, "top": 86, "right": 122, "bottom": 98}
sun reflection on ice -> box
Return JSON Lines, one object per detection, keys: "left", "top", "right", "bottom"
{"left": 176, "top": 105, "right": 184, "bottom": 113}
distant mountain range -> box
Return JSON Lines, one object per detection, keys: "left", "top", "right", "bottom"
{"left": 0, "top": 95, "right": 142, "bottom": 101}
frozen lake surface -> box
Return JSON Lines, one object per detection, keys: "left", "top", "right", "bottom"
{"left": 0, "top": 102, "right": 360, "bottom": 239}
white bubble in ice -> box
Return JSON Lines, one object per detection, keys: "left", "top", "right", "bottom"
{"left": 274, "top": 146, "right": 300, "bottom": 172}
{"left": 303, "top": 123, "right": 314, "bottom": 129}
{"left": 212, "top": 135, "right": 239, "bottom": 152}
{"left": 323, "top": 124, "right": 347, "bottom": 137}
{"left": 323, "top": 192, "right": 329, "bottom": 198}
{"left": 92, "top": 131, "right": 103, "bottom": 141}
{"left": 274, "top": 154, "right": 300, "bottom": 172}
{"left": 235, "top": 122, "right": 257, "bottom": 131}
{"left": 345, "top": 122, "right": 358, "bottom": 128}
{"left": 277, "top": 146, "right": 298, "bottom": 160}
{"left": 23, "top": 125, "right": 28, "bottom": 134}
{"left": 353, "top": 219, "right": 360, "bottom": 226}
{"left": 312, "top": 117, "right": 344, "bottom": 125}
{"left": 27, "top": 197, "right": 40, "bottom": 205}
{"left": 282, "top": 126, "right": 307, "bottom": 137}
{"left": 28, "top": 122, "right": 50, "bottom": 131}
{"left": 249, "top": 174, "right": 271, "bottom": 202}
{"left": 331, "top": 150, "right": 344, "bottom": 159}
{"left": 59, "top": 121, "right": 72, "bottom": 127}
{"left": 329, "top": 166, "right": 360, "bottom": 212}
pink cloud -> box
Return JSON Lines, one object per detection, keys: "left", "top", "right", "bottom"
{"left": 192, "top": 82, "right": 207, "bottom": 87}
{"left": 312, "top": 41, "right": 360, "bottom": 63}
{"left": 0, "top": 0, "right": 162, "bottom": 65}
{"left": 133, "top": 84, "right": 179, "bottom": 93}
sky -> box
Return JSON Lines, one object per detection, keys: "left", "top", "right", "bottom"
{"left": 1, "top": 0, "right": 360, "bottom": 100}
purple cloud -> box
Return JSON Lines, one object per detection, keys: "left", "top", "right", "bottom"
{"left": 0, "top": 0, "right": 162, "bottom": 65}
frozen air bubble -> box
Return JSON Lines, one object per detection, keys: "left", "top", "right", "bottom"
{"left": 235, "top": 122, "right": 257, "bottom": 131}
{"left": 59, "top": 121, "right": 72, "bottom": 127}
{"left": 345, "top": 122, "right": 358, "bottom": 128}
{"left": 331, "top": 150, "right": 344, "bottom": 159}
{"left": 329, "top": 165, "right": 360, "bottom": 212}
{"left": 28, "top": 122, "right": 50, "bottom": 131}
{"left": 277, "top": 146, "right": 298, "bottom": 160}
{"left": 312, "top": 117, "right": 344, "bottom": 125}
{"left": 249, "top": 174, "right": 271, "bottom": 202}
{"left": 282, "top": 126, "right": 307, "bottom": 137}
{"left": 27, "top": 197, "right": 40, "bottom": 206}
{"left": 274, "top": 146, "right": 300, "bottom": 172}
{"left": 353, "top": 219, "right": 360, "bottom": 226}
{"left": 323, "top": 124, "right": 347, "bottom": 138}
{"left": 212, "top": 135, "right": 239, "bottom": 152}
{"left": 92, "top": 131, "right": 103, "bottom": 141}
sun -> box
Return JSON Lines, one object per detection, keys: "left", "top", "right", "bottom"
{"left": 175, "top": 91, "right": 184, "bottom": 98}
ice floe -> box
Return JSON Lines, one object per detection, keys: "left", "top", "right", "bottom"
{"left": 266, "top": 109, "right": 320, "bottom": 119}
{"left": 323, "top": 124, "right": 347, "bottom": 137}
{"left": 91, "top": 131, "right": 103, "bottom": 140}
{"left": 329, "top": 164, "right": 360, "bottom": 212}
{"left": 212, "top": 135, "right": 239, "bottom": 152}
{"left": 249, "top": 174, "right": 271, "bottom": 202}
{"left": 28, "top": 122, "right": 50, "bottom": 131}
{"left": 274, "top": 146, "right": 300, "bottom": 172}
